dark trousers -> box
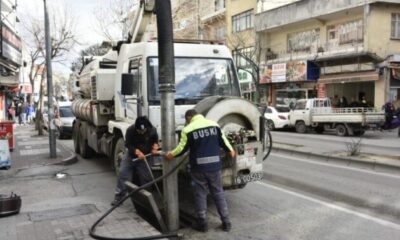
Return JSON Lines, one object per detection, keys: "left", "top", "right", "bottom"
{"left": 115, "top": 153, "right": 153, "bottom": 196}
{"left": 191, "top": 170, "right": 230, "bottom": 223}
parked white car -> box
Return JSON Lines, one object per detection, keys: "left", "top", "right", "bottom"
{"left": 263, "top": 106, "right": 290, "bottom": 130}
{"left": 42, "top": 101, "right": 75, "bottom": 139}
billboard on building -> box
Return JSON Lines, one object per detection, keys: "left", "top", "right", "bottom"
{"left": 260, "top": 61, "right": 319, "bottom": 83}
{"left": 1, "top": 23, "right": 22, "bottom": 66}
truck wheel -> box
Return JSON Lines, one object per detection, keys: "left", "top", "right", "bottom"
{"left": 354, "top": 130, "right": 365, "bottom": 136}
{"left": 315, "top": 126, "right": 324, "bottom": 134}
{"left": 113, "top": 138, "right": 126, "bottom": 176}
{"left": 73, "top": 124, "right": 80, "bottom": 154}
{"left": 336, "top": 124, "right": 348, "bottom": 136}
{"left": 295, "top": 121, "right": 306, "bottom": 133}
{"left": 267, "top": 120, "right": 275, "bottom": 130}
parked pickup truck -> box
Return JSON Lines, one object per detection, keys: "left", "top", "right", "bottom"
{"left": 288, "top": 98, "right": 385, "bottom": 136}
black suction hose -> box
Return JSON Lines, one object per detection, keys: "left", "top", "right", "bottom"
{"left": 89, "top": 155, "right": 187, "bottom": 240}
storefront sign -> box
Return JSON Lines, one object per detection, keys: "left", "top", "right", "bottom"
{"left": 20, "top": 84, "right": 32, "bottom": 94}
{"left": 272, "top": 63, "right": 286, "bottom": 83}
{"left": 317, "top": 83, "right": 326, "bottom": 98}
{"left": 238, "top": 69, "right": 253, "bottom": 84}
{"left": 319, "top": 71, "right": 379, "bottom": 84}
{"left": 287, "top": 61, "right": 306, "bottom": 82}
{"left": 390, "top": 63, "right": 400, "bottom": 87}
{"left": 1, "top": 23, "right": 22, "bottom": 66}
{"left": 260, "top": 64, "right": 271, "bottom": 84}
{"left": 260, "top": 61, "right": 319, "bottom": 84}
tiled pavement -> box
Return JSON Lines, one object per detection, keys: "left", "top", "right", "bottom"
{"left": 0, "top": 124, "right": 163, "bottom": 240}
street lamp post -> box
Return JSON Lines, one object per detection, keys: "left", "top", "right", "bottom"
{"left": 43, "top": 0, "right": 56, "bottom": 158}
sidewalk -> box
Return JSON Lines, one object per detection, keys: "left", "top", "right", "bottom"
{"left": 0, "top": 123, "right": 163, "bottom": 240}
{"left": 271, "top": 130, "right": 400, "bottom": 169}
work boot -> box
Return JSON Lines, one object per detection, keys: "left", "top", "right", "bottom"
{"left": 192, "top": 219, "right": 208, "bottom": 232}
{"left": 111, "top": 194, "right": 124, "bottom": 206}
{"left": 222, "top": 221, "right": 232, "bottom": 232}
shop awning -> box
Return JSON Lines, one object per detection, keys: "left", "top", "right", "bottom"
{"left": 0, "top": 74, "right": 19, "bottom": 87}
{"left": 318, "top": 71, "right": 379, "bottom": 84}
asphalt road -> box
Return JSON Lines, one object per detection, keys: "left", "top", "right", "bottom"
{"left": 60, "top": 138, "right": 400, "bottom": 239}
{"left": 183, "top": 151, "right": 400, "bottom": 239}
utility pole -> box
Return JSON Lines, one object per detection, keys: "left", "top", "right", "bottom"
{"left": 43, "top": 0, "right": 56, "bottom": 158}
{"left": 155, "top": 0, "right": 179, "bottom": 231}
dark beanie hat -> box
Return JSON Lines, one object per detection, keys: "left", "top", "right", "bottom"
{"left": 135, "top": 116, "right": 152, "bottom": 130}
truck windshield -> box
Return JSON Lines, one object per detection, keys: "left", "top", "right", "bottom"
{"left": 147, "top": 57, "right": 240, "bottom": 104}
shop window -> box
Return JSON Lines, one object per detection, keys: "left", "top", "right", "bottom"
{"left": 391, "top": 13, "right": 400, "bottom": 39}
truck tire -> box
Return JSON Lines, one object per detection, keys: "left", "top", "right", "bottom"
{"left": 315, "top": 126, "right": 324, "bottom": 134}
{"left": 72, "top": 123, "right": 80, "bottom": 154}
{"left": 295, "top": 121, "right": 307, "bottom": 133}
{"left": 354, "top": 130, "right": 365, "bottom": 136}
{"left": 195, "top": 96, "right": 260, "bottom": 136}
{"left": 336, "top": 124, "right": 348, "bottom": 136}
{"left": 79, "top": 126, "right": 94, "bottom": 158}
{"left": 113, "top": 138, "right": 126, "bottom": 176}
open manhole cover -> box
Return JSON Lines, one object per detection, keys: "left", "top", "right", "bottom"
{"left": 28, "top": 204, "right": 98, "bottom": 222}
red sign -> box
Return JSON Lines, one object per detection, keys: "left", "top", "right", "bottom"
{"left": 21, "top": 84, "right": 32, "bottom": 94}
{"left": 317, "top": 83, "right": 326, "bottom": 98}
{"left": 0, "top": 121, "right": 14, "bottom": 150}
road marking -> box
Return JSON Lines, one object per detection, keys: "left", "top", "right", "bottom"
{"left": 256, "top": 181, "right": 400, "bottom": 231}
{"left": 271, "top": 152, "right": 400, "bottom": 180}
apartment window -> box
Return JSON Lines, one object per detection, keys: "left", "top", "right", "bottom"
{"left": 215, "top": 0, "right": 225, "bottom": 11}
{"left": 216, "top": 27, "right": 225, "bottom": 40}
{"left": 232, "top": 10, "right": 253, "bottom": 32}
{"left": 233, "top": 47, "right": 255, "bottom": 68}
{"left": 391, "top": 13, "right": 400, "bottom": 39}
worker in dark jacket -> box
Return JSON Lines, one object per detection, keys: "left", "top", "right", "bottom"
{"left": 112, "top": 116, "right": 159, "bottom": 206}
{"left": 166, "top": 109, "right": 236, "bottom": 232}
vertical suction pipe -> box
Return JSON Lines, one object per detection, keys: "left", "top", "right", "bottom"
{"left": 155, "top": 0, "right": 179, "bottom": 232}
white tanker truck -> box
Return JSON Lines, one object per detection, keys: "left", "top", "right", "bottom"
{"left": 71, "top": 0, "right": 270, "bottom": 189}
{"left": 71, "top": 41, "right": 270, "bottom": 189}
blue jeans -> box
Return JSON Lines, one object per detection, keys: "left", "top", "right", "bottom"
{"left": 191, "top": 170, "right": 230, "bottom": 223}
{"left": 115, "top": 152, "right": 154, "bottom": 196}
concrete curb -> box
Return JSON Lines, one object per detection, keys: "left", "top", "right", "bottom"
{"left": 271, "top": 146, "right": 400, "bottom": 170}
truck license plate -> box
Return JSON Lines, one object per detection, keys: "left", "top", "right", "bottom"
{"left": 235, "top": 172, "right": 263, "bottom": 184}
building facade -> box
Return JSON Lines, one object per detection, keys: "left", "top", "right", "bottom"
{"left": 255, "top": 0, "right": 400, "bottom": 109}
{"left": 0, "top": 0, "right": 21, "bottom": 120}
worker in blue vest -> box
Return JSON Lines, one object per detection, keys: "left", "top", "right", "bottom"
{"left": 166, "top": 109, "right": 235, "bottom": 232}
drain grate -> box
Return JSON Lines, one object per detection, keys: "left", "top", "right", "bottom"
{"left": 28, "top": 204, "right": 97, "bottom": 222}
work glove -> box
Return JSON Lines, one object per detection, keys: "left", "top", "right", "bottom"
{"left": 151, "top": 143, "right": 159, "bottom": 155}
{"left": 166, "top": 151, "right": 174, "bottom": 161}
{"left": 228, "top": 150, "right": 236, "bottom": 159}
{"left": 135, "top": 149, "right": 145, "bottom": 160}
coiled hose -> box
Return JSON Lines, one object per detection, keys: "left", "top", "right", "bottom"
{"left": 89, "top": 153, "right": 187, "bottom": 240}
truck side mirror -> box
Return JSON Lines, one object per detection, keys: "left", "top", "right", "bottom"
{"left": 121, "top": 73, "right": 137, "bottom": 95}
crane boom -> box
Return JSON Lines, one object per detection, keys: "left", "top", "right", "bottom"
{"left": 128, "top": 0, "right": 155, "bottom": 43}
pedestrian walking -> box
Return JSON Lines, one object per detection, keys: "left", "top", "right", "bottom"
{"left": 26, "top": 104, "right": 34, "bottom": 124}
{"left": 7, "top": 104, "right": 14, "bottom": 121}
{"left": 166, "top": 109, "right": 236, "bottom": 232}
{"left": 16, "top": 101, "right": 23, "bottom": 125}
{"left": 111, "top": 116, "right": 159, "bottom": 206}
